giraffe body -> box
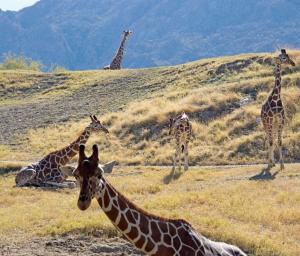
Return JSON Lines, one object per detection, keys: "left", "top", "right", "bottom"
{"left": 104, "top": 30, "right": 132, "bottom": 70}
{"left": 169, "top": 113, "right": 192, "bottom": 172}
{"left": 261, "top": 49, "right": 295, "bottom": 170}
{"left": 15, "top": 115, "right": 108, "bottom": 187}
{"left": 74, "top": 144, "right": 247, "bottom": 256}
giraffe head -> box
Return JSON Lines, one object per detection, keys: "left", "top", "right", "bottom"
{"left": 277, "top": 49, "right": 295, "bottom": 66}
{"left": 87, "top": 115, "right": 109, "bottom": 134}
{"left": 74, "top": 144, "right": 103, "bottom": 210}
{"left": 123, "top": 30, "right": 132, "bottom": 38}
{"left": 168, "top": 113, "right": 189, "bottom": 135}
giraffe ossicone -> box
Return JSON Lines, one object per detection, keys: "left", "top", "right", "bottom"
{"left": 74, "top": 144, "right": 247, "bottom": 256}
{"left": 261, "top": 49, "right": 296, "bottom": 171}
{"left": 169, "top": 112, "right": 192, "bottom": 175}
{"left": 104, "top": 30, "right": 132, "bottom": 70}
{"left": 15, "top": 115, "right": 109, "bottom": 188}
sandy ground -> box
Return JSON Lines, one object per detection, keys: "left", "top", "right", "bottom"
{"left": 0, "top": 233, "right": 145, "bottom": 256}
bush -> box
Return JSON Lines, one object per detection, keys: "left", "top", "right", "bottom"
{"left": 48, "top": 64, "right": 67, "bottom": 73}
{"left": 0, "top": 52, "right": 43, "bottom": 71}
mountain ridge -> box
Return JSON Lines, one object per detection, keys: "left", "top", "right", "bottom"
{"left": 0, "top": 0, "right": 300, "bottom": 70}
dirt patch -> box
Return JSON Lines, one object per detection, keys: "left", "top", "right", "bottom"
{"left": 0, "top": 234, "right": 145, "bottom": 256}
{"left": 0, "top": 71, "right": 165, "bottom": 146}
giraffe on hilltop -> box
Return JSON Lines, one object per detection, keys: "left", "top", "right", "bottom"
{"left": 73, "top": 144, "right": 247, "bottom": 256}
{"left": 104, "top": 30, "right": 132, "bottom": 70}
{"left": 169, "top": 113, "right": 192, "bottom": 174}
{"left": 15, "top": 115, "right": 108, "bottom": 188}
{"left": 261, "top": 49, "right": 296, "bottom": 170}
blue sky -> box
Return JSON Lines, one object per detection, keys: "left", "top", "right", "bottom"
{"left": 0, "top": 0, "right": 39, "bottom": 11}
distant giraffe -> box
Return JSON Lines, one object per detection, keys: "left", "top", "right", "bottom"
{"left": 261, "top": 49, "right": 295, "bottom": 170}
{"left": 104, "top": 30, "right": 132, "bottom": 70}
{"left": 15, "top": 115, "right": 109, "bottom": 187}
{"left": 73, "top": 144, "right": 247, "bottom": 256}
{"left": 169, "top": 113, "right": 192, "bottom": 173}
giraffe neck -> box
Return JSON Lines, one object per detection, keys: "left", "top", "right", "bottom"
{"left": 271, "top": 60, "right": 282, "bottom": 96}
{"left": 93, "top": 177, "right": 247, "bottom": 256}
{"left": 95, "top": 177, "right": 167, "bottom": 254}
{"left": 53, "top": 127, "right": 92, "bottom": 166}
{"left": 111, "top": 35, "right": 128, "bottom": 68}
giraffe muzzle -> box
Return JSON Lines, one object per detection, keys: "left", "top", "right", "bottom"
{"left": 77, "top": 195, "right": 91, "bottom": 210}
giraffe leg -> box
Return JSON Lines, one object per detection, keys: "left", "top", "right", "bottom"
{"left": 278, "top": 118, "right": 285, "bottom": 170}
{"left": 267, "top": 135, "right": 276, "bottom": 169}
{"left": 263, "top": 117, "right": 275, "bottom": 169}
{"left": 178, "top": 145, "right": 182, "bottom": 171}
{"left": 172, "top": 145, "right": 178, "bottom": 171}
{"left": 43, "top": 169, "right": 77, "bottom": 188}
{"left": 172, "top": 144, "right": 180, "bottom": 174}
{"left": 184, "top": 142, "right": 189, "bottom": 171}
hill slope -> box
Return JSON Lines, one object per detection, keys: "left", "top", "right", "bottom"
{"left": 1, "top": 50, "right": 300, "bottom": 165}
{"left": 0, "top": 0, "right": 300, "bottom": 69}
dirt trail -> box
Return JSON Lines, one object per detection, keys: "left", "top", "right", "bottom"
{"left": 0, "top": 234, "right": 145, "bottom": 256}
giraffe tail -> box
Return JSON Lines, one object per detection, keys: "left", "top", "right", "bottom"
{"left": 181, "top": 145, "right": 184, "bottom": 153}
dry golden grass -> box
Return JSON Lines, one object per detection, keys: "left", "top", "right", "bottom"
{"left": 0, "top": 164, "right": 299, "bottom": 256}
{"left": 1, "top": 51, "right": 300, "bottom": 256}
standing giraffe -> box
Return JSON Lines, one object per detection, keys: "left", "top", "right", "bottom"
{"left": 169, "top": 113, "right": 192, "bottom": 172}
{"left": 73, "top": 144, "right": 247, "bottom": 256}
{"left": 261, "top": 49, "right": 295, "bottom": 170}
{"left": 104, "top": 30, "right": 132, "bottom": 70}
{"left": 15, "top": 115, "right": 109, "bottom": 187}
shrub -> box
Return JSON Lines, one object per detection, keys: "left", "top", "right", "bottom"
{"left": 0, "top": 52, "right": 43, "bottom": 71}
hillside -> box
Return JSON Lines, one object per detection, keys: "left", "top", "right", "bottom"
{"left": 0, "top": 0, "right": 300, "bottom": 69}
{"left": 1, "top": 50, "right": 300, "bottom": 166}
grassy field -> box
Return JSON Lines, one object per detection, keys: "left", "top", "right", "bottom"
{"left": 1, "top": 50, "right": 300, "bottom": 165}
{"left": 0, "top": 164, "right": 299, "bottom": 256}
{"left": 0, "top": 51, "right": 300, "bottom": 255}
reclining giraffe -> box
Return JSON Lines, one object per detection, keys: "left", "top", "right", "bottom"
{"left": 15, "top": 115, "right": 108, "bottom": 188}
{"left": 169, "top": 113, "right": 192, "bottom": 173}
{"left": 73, "top": 144, "right": 247, "bottom": 256}
{"left": 104, "top": 30, "right": 132, "bottom": 70}
{"left": 261, "top": 49, "right": 296, "bottom": 170}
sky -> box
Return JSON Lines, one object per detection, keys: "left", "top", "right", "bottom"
{"left": 0, "top": 0, "right": 39, "bottom": 11}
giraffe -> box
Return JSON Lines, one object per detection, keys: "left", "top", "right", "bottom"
{"left": 169, "top": 113, "right": 192, "bottom": 173}
{"left": 15, "top": 115, "right": 109, "bottom": 188}
{"left": 73, "top": 144, "right": 247, "bottom": 256}
{"left": 261, "top": 49, "right": 295, "bottom": 170}
{"left": 103, "top": 30, "right": 132, "bottom": 70}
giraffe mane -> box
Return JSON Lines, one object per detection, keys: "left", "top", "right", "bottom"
{"left": 103, "top": 177, "right": 192, "bottom": 226}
